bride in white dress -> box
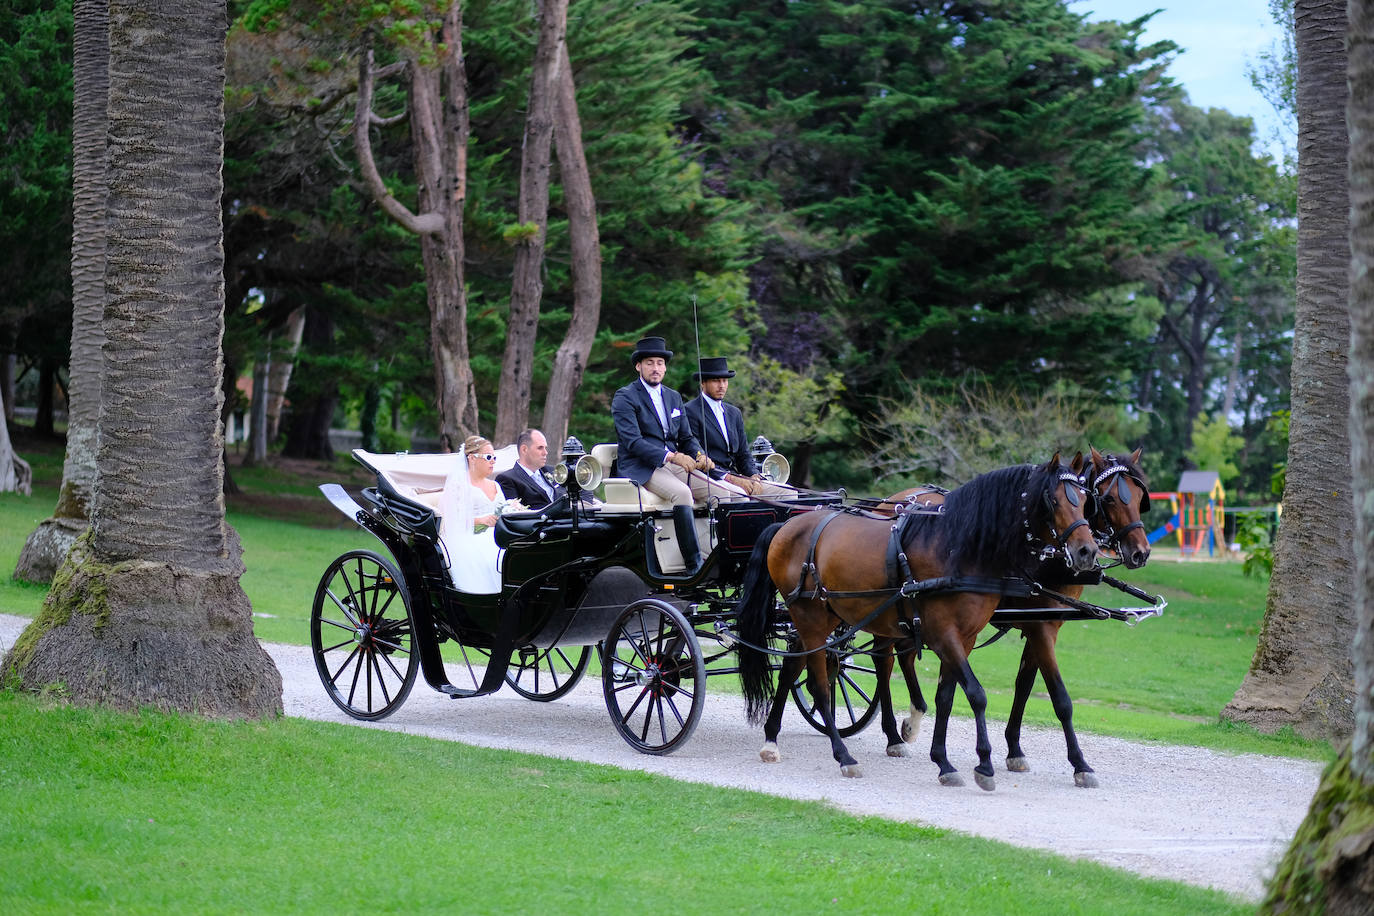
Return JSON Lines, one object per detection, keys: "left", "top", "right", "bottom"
{"left": 438, "top": 435, "right": 506, "bottom": 593}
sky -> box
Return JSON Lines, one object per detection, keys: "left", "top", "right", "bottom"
{"left": 1071, "top": 1, "right": 1291, "bottom": 161}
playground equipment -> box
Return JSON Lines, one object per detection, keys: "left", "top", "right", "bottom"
{"left": 1147, "top": 470, "right": 1226, "bottom": 556}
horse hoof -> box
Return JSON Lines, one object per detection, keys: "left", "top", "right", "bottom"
{"left": 886, "top": 743, "right": 911, "bottom": 758}
{"left": 938, "top": 772, "right": 964, "bottom": 788}
{"left": 1075, "top": 771, "right": 1099, "bottom": 789}
{"left": 840, "top": 763, "right": 864, "bottom": 778}
{"left": 901, "top": 713, "right": 923, "bottom": 742}
{"left": 1006, "top": 756, "right": 1030, "bottom": 773}
{"left": 759, "top": 742, "right": 780, "bottom": 764}
{"left": 974, "top": 772, "right": 996, "bottom": 792}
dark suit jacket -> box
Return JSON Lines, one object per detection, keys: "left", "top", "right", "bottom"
{"left": 611, "top": 379, "right": 703, "bottom": 485}
{"left": 496, "top": 463, "right": 565, "bottom": 510}
{"left": 684, "top": 395, "right": 757, "bottom": 479}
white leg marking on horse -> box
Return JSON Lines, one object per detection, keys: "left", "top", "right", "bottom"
{"left": 759, "top": 742, "right": 780, "bottom": 763}
{"left": 901, "top": 707, "right": 924, "bottom": 742}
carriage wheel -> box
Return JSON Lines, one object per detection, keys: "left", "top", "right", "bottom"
{"left": 506, "top": 645, "right": 592, "bottom": 701}
{"left": 789, "top": 632, "right": 882, "bottom": 738}
{"left": 311, "top": 549, "right": 418, "bottom": 721}
{"left": 602, "top": 598, "right": 706, "bottom": 755}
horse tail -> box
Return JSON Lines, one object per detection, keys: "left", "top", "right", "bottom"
{"left": 736, "top": 521, "right": 784, "bottom": 725}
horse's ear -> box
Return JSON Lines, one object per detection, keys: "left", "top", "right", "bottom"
{"left": 1042, "top": 451, "right": 1061, "bottom": 473}
{"left": 1070, "top": 451, "right": 1086, "bottom": 476}
{"left": 1130, "top": 446, "right": 1143, "bottom": 465}
{"left": 1090, "top": 444, "right": 1104, "bottom": 466}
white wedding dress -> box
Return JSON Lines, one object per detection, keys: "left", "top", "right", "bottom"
{"left": 438, "top": 465, "right": 504, "bottom": 594}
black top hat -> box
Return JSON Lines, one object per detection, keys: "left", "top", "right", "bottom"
{"left": 631, "top": 336, "right": 673, "bottom": 363}
{"left": 693, "top": 356, "right": 736, "bottom": 380}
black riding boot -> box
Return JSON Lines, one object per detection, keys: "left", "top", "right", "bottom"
{"left": 672, "top": 505, "right": 703, "bottom": 574}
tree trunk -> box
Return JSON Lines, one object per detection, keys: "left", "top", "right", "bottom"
{"left": 1224, "top": 0, "right": 1355, "bottom": 741}
{"left": 1, "top": 0, "right": 280, "bottom": 718}
{"left": 34, "top": 356, "right": 57, "bottom": 438}
{"left": 1, "top": 353, "right": 14, "bottom": 424}
{"left": 0, "top": 384, "right": 32, "bottom": 495}
{"left": 280, "top": 307, "right": 337, "bottom": 462}
{"left": 264, "top": 305, "right": 303, "bottom": 442}
{"left": 1354, "top": 0, "right": 1374, "bottom": 786}
{"left": 14, "top": 0, "right": 109, "bottom": 584}
{"left": 244, "top": 354, "right": 269, "bottom": 466}
{"left": 541, "top": 40, "right": 602, "bottom": 451}
{"left": 1261, "top": 5, "right": 1374, "bottom": 907}
{"left": 353, "top": 7, "right": 479, "bottom": 443}
{"left": 495, "top": 0, "right": 567, "bottom": 445}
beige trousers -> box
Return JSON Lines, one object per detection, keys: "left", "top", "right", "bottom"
{"left": 644, "top": 465, "right": 748, "bottom": 505}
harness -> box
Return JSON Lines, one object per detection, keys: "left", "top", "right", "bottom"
{"left": 765, "top": 466, "right": 1111, "bottom": 659}
{"left": 1089, "top": 461, "right": 1148, "bottom": 553}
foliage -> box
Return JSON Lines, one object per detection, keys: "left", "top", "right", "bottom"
{"left": 0, "top": 0, "right": 73, "bottom": 360}
{"left": 689, "top": 0, "right": 1178, "bottom": 420}
{"left": 724, "top": 354, "right": 846, "bottom": 454}
{"left": 1233, "top": 511, "right": 1276, "bottom": 579}
{"left": 1247, "top": 0, "right": 1297, "bottom": 164}
{"left": 1132, "top": 100, "right": 1296, "bottom": 491}
{"left": 1266, "top": 410, "right": 1290, "bottom": 498}
{"left": 1185, "top": 415, "right": 1242, "bottom": 486}
{"left": 869, "top": 377, "right": 1145, "bottom": 489}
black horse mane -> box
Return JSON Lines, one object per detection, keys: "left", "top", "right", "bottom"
{"left": 904, "top": 462, "right": 1065, "bottom": 576}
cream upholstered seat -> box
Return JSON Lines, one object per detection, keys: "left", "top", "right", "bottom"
{"left": 587, "top": 444, "right": 713, "bottom": 573}
{"left": 355, "top": 446, "right": 521, "bottom": 515}
{"left": 590, "top": 443, "right": 674, "bottom": 512}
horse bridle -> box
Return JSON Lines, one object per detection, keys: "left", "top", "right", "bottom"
{"left": 1089, "top": 460, "right": 1149, "bottom": 552}
{"left": 1022, "top": 468, "right": 1093, "bottom": 564}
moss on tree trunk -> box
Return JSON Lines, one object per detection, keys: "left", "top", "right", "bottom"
{"left": 2, "top": 530, "right": 281, "bottom": 718}
{"left": 1263, "top": 747, "right": 1374, "bottom": 913}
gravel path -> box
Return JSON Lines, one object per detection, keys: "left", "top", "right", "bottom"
{"left": 0, "top": 613, "right": 1321, "bottom": 901}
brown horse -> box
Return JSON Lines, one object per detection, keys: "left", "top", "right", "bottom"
{"left": 879, "top": 447, "right": 1152, "bottom": 787}
{"left": 735, "top": 455, "right": 1099, "bottom": 789}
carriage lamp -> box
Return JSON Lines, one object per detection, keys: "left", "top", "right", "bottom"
{"left": 750, "top": 435, "right": 791, "bottom": 484}
{"left": 553, "top": 436, "right": 602, "bottom": 492}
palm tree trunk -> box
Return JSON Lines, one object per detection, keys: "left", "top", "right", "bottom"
{"left": 2, "top": 0, "right": 280, "bottom": 718}
{"left": 1260, "top": 4, "right": 1374, "bottom": 907}
{"left": 14, "top": 0, "right": 108, "bottom": 583}
{"left": 1224, "top": 0, "right": 1356, "bottom": 742}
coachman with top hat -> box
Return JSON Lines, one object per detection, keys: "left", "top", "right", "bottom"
{"left": 684, "top": 356, "right": 790, "bottom": 498}
{"left": 610, "top": 337, "right": 746, "bottom": 573}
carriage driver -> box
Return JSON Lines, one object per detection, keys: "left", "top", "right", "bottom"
{"left": 611, "top": 336, "right": 747, "bottom": 573}
{"left": 684, "top": 356, "right": 793, "bottom": 499}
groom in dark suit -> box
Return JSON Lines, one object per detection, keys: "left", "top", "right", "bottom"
{"left": 496, "top": 428, "right": 565, "bottom": 510}
{"left": 611, "top": 337, "right": 744, "bottom": 572}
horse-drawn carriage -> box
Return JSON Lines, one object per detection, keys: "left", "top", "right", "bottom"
{"left": 312, "top": 439, "right": 841, "bottom": 754}
{"left": 311, "top": 439, "right": 1165, "bottom": 786}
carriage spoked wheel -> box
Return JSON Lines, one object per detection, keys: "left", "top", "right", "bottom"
{"left": 602, "top": 598, "right": 706, "bottom": 755}
{"left": 310, "top": 549, "right": 418, "bottom": 721}
{"left": 505, "top": 645, "right": 592, "bottom": 701}
{"left": 789, "top": 631, "right": 882, "bottom": 738}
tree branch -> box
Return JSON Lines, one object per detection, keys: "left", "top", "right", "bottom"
{"left": 354, "top": 48, "right": 442, "bottom": 235}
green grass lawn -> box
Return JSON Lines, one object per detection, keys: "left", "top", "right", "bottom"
{"left": 0, "top": 689, "right": 1251, "bottom": 915}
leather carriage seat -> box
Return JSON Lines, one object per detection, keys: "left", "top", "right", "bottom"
{"left": 590, "top": 443, "right": 675, "bottom": 513}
